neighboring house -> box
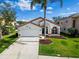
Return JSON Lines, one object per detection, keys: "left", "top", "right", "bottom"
{"left": 55, "top": 13, "right": 79, "bottom": 34}
{"left": 18, "top": 17, "right": 60, "bottom": 37}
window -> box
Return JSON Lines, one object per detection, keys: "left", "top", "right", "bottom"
{"left": 46, "top": 27, "right": 48, "bottom": 34}
{"left": 52, "top": 27, "right": 58, "bottom": 34}
{"left": 57, "top": 22, "right": 59, "bottom": 24}
{"left": 73, "top": 20, "right": 76, "bottom": 28}
{"left": 42, "top": 28, "right": 45, "bottom": 35}
{"left": 42, "top": 27, "right": 48, "bottom": 35}
{"left": 61, "top": 22, "right": 63, "bottom": 24}
{"left": 66, "top": 20, "right": 68, "bottom": 23}
{"left": 64, "top": 28, "right": 66, "bottom": 30}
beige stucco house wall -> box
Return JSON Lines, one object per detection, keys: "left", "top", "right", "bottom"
{"left": 40, "top": 20, "right": 60, "bottom": 36}
{"left": 18, "top": 17, "right": 60, "bottom": 37}
{"left": 55, "top": 13, "right": 79, "bottom": 34}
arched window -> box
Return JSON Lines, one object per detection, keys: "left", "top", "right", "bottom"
{"left": 52, "top": 27, "right": 58, "bottom": 34}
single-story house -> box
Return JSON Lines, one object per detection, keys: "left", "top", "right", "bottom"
{"left": 18, "top": 17, "right": 60, "bottom": 37}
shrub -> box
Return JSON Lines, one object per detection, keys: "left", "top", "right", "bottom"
{"left": 2, "top": 26, "right": 9, "bottom": 35}
{"left": 68, "top": 28, "right": 78, "bottom": 37}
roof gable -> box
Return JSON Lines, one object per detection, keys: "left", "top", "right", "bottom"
{"left": 27, "top": 17, "right": 44, "bottom": 23}
{"left": 30, "top": 17, "right": 59, "bottom": 26}
{"left": 18, "top": 17, "right": 60, "bottom": 28}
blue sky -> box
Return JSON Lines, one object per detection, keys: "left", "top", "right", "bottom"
{"left": 0, "top": 0, "right": 79, "bottom": 21}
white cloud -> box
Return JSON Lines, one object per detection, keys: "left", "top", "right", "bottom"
{"left": 60, "top": 12, "right": 77, "bottom": 16}
{"left": 0, "top": 3, "right": 5, "bottom": 7}
{"left": 22, "top": 19, "right": 27, "bottom": 21}
{"left": 17, "top": 0, "right": 35, "bottom": 11}
{"left": 40, "top": 9, "right": 43, "bottom": 12}
{"left": 40, "top": 9, "right": 53, "bottom": 14}
{"left": 17, "top": 17, "right": 32, "bottom": 21}
{"left": 17, "top": 19, "right": 27, "bottom": 21}
{"left": 40, "top": 9, "right": 52, "bottom": 14}
{"left": 77, "top": 2, "right": 79, "bottom": 5}
{"left": 47, "top": 11, "right": 52, "bottom": 14}
{"left": 0, "top": 0, "right": 17, "bottom": 8}
{"left": 67, "top": 8, "right": 71, "bottom": 10}
{"left": 47, "top": 7, "right": 53, "bottom": 13}
{"left": 47, "top": 7, "right": 53, "bottom": 10}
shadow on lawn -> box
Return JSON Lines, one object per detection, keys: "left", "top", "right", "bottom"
{"left": 60, "top": 32, "right": 79, "bottom": 38}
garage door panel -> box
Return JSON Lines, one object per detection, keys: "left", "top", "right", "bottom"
{"left": 20, "top": 29, "right": 40, "bottom": 37}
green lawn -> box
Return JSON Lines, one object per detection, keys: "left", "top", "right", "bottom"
{"left": 39, "top": 36, "right": 79, "bottom": 58}
{"left": 0, "top": 33, "right": 18, "bottom": 53}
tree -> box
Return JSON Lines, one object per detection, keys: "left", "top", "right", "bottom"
{"left": 17, "top": 21, "right": 27, "bottom": 26}
{"left": 53, "top": 16, "right": 63, "bottom": 21}
{"left": 0, "top": 2, "right": 16, "bottom": 26}
{"left": 31, "top": 0, "right": 63, "bottom": 36}
{"left": 0, "top": 2, "right": 16, "bottom": 35}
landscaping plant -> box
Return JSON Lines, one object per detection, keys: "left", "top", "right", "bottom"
{"left": 68, "top": 28, "right": 78, "bottom": 37}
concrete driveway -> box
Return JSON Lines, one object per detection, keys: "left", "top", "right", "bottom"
{"left": 0, "top": 37, "right": 39, "bottom": 59}
{"left": 18, "top": 37, "right": 39, "bottom": 42}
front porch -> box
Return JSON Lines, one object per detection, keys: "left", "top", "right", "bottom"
{"left": 41, "top": 27, "right": 60, "bottom": 37}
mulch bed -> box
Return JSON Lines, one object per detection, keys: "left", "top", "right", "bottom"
{"left": 46, "top": 35, "right": 65, "bottom": 39}
{"left": 39, "top": 39, "right": 52, "bottom": 44}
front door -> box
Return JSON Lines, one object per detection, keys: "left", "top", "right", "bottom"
{"left": 42, "top": 28, "right": 45, "bottom": 35}
{"left": 46, "top": 27, "right": 48, "bottom": 34}
{"left": 42, "top": 27, "right": 48, "bottom": 35}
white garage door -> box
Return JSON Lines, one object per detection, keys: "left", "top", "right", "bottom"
{"left": 20, "top": 29, "right": 40, "bottom": 37}
{"left": 19, "top": 23, "right": 41, "bottom": 37}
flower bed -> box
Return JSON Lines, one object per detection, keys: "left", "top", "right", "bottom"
{"left": 39, "top": 39, "right": 52, "bottom": 44}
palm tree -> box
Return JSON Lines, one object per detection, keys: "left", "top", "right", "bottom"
{"left": 31, "top": 0, "right": 63, "bottom": 36}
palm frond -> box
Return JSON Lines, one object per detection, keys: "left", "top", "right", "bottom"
{"left": 41, "top": 3, "right": 44, "bottom": 9}
{"left": 60, "top": 0, "right": 63, "bottom": 8}
{"left": 31, "top": 1, "right": 33, "bottom": 9}
{"left": 41, "top": 0, "right": 47, "bottom": 9}
{"left": 31, "top": 0, "right": 41, "bottom": 10}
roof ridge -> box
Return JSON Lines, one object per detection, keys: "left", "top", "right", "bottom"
{"left": 46, "top": 19, "right": 60, "bottom": 26}
{"left": 27, "top": 17, "right": 44, "bottom": 23}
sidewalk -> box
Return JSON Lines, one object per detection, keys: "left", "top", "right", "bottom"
{"left": 39, "top": 55, "right": 79, "bottom": 59}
